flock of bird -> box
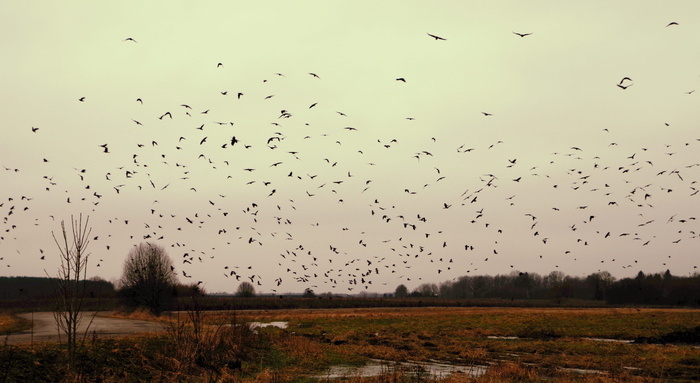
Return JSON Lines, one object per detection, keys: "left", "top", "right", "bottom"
{"left": 2, "top": 26, "right": 699, "bottom": 294}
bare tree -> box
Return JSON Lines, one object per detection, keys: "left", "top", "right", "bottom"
{"left": 414, "top": 283, "right": 439, "bottom": 297}
{"left": 117, "top": 242, "right": 177, "bottom": 315}
{"left": 394, "top": 284, "right": 408, "bottom": 298}
{"left": 235, "top": 281, "right": 255, "bottom": 297}
{"left": 49, "top": 214, "right": 94, "bottom": 368}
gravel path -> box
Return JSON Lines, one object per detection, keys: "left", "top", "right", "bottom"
{"left": 3, "top": 312, "right": 166, "bottom": 344}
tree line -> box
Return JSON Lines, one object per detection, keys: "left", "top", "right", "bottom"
{"left": 398, "top": 269, "right": 700, "bottom": 306}
{"left": 3, "top": 239, "right": 699, "bottom": 312}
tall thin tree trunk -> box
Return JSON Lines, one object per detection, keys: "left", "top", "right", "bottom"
{"left": 48, "top": 214, "right": 92, "bottom": 370}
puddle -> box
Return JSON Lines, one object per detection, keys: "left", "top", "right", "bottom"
{"left": 224, "top": 321, "right": 288, "bottom": 334}
{"left": 314, "top": 358, "right": 488, "bottom": 379}
{"left": 488, "top": 335, "right": 634, "bottom": 344}
{"left": 583, "top": 337, "right": 634, "bottom": 344}
{"left": 560, "top": 367, "right": 605, "bottom": 375}
{"left": 248, "top": 321, "right": 288, "bottom": 329}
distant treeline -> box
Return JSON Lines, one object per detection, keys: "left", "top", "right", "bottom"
{"left": 408, "top": 270, "right": 700, "bottom": 306}
{"left": 0, "top": 276, "right": 118, "bottom": 311}
{"left": 1, "top": 270, "right": 698, "bottom": 311}
{"left": 0, "top": 276, "right": 115, "bottom": 300}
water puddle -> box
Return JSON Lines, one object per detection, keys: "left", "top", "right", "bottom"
{"left": 224, "top": 321, "right": 288, "bottom": 334}
{"left": 560, "top": 367, "right": 605, "bottom": 375}
{"left": 488, "top": 335, "right": 634, "bottom": 344}
{"left": 583, "top": 337, "right": 634, "bottom": 344}
{"left": 314, "top": 358, "right": 488, "bottom": 379}
{"left": 248, "top": 321, "right": 288, "bottom": 329}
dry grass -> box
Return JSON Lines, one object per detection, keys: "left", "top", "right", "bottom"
{"left": 0, "top": 313, "right": 16, "bottom": 332}
{"left": 204, "top": 306, "right": 700, "bottom": 381}
{"left": 0, "top": 312, "right": 31, "bottom": 333}
{"left": 107, "top": 307, "right": 162, "bottom": 321}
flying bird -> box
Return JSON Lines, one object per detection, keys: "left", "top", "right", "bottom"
{"left": 513, "top": 31, "right": 532, "bottom": 37}
{"left": 617, "top": 77, "right": 633, "bottom": 89}
{"left": 427, "top": 33, "right": 446, "bottom": 40}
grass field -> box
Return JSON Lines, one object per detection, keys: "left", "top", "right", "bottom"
{"left": 210, "top": 307, "right": 700, "bottom": 381}
{"left": 1, "top": 306, "right": 699, "bottom": 382}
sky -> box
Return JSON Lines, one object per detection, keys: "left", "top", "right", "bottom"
{"left": 2, "top": 1, "right": 700, "bottom": 294}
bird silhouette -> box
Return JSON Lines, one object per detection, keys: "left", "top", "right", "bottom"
{"left": 617, "top": 77, "right": 633, "bottom": 89}
{"left": 427, "top": 33, "right": 446, "bottom": 40}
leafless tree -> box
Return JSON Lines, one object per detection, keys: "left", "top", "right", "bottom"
{"left": 235, "top": 281, "right": 255, "bottom": 298}
{"left": 118, "top": 242, "right": 177, "bottom": 315}
{"left": 394, "top": 284, "right": 408, "bottom": 298}
{"left": 48, "top": 214, "right": 94, "bottom": 368}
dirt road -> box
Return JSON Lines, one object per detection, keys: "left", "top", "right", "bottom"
{"left": 4, "top": 312, "right": 166, "bottom": 344}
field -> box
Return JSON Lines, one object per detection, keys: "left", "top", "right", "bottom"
{"left": 218, "top": 307, "right": 700, "bottom": 381}
{"left": 1, "top": 306, "right": 699, "bottom": 382}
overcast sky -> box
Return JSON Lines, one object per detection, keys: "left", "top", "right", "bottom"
{"left": 2, "top": 1, "right": 699, "bottom": 294}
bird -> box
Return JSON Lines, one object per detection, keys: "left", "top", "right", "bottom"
{"left": 617, "top": 83, "right": 633, "bottom": 90}
{"left": 427, "top": 33, "right": 446, "bottom": 41}
{"left": 123, "top": 37, "right": 137, "bottom": 42}
{"left": 617, "top": 77, "right": 633, "bottom": 90}
{"left": 666, "top": 22, "right": 679, "bottom": 27}
{"left": 396, "top": 78, "right": 406, "bottom": 82}
{"left": 513, "top": 31, "right": 532, "bottom": 37}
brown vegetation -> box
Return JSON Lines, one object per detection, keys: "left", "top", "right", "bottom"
{"left": 0, "top": 313, "right": 31, "bottom": 334}
{"left": 1, "top": 306, "right": 698, "bottom": 382}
